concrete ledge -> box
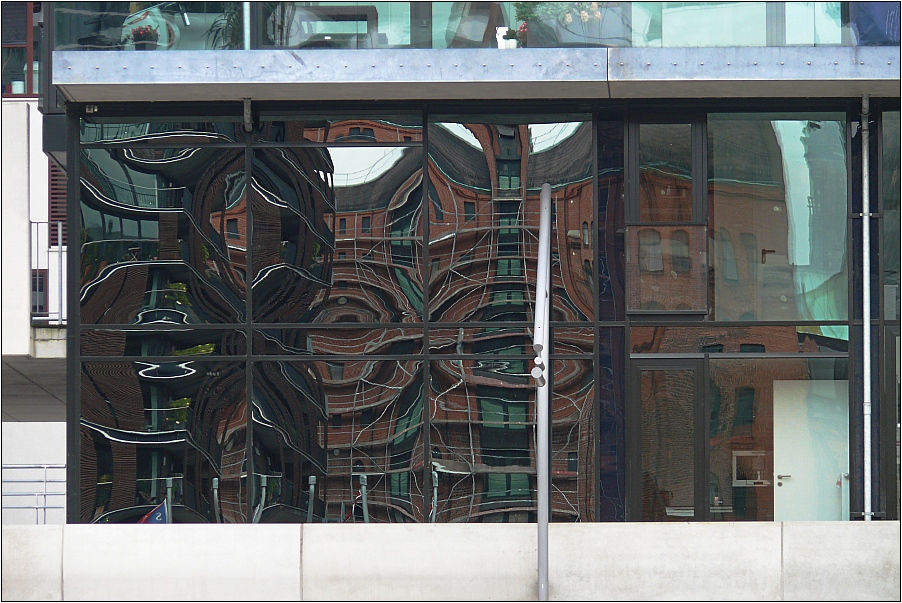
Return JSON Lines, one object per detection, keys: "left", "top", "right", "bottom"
{"left": 1, "top": 522, "right": 898, "bottom": 600}
{"left": 31, "top": 326, "right": 66, "bottom": 359}
{"left": 550, "top": 522, "right": 783, "bottom": 600}
{"left": 53, "top": 46, "right": 899, "bottom": 103}
{"left": 302, "top": 523, "right": 536, "bottom": 600}
{"left": 782, "top": 522, "right": 901, "bottom": 601}
{"left": 61, "top": 524, "right": 302, "bottom": 601}
{"left": 1, "top": 525, "right": 63, "bottom": 601}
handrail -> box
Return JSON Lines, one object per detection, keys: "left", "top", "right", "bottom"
{"left": 2, "top": 463, "right": 67, "bottom": 525}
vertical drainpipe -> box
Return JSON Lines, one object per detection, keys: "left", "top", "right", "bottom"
{"left": 862, "top": 94, "right": 872, "bottom": 521}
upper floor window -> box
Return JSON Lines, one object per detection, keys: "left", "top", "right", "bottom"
{"left": 1, "top": 2, "right": 40, "bottom": 97}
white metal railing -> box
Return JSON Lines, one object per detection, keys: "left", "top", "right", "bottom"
{"left": 30, "top": 221, "right": 67, "bottom": 325}
{"left": 2, "top": 463, "right": 66, "bottom": 525}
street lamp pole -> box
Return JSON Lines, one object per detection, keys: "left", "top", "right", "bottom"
{"left": 531, "top": 183, "right": 553, "bottom": 601}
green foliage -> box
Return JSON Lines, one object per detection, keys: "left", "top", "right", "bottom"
{"left": 164, "top": 282, "right": 192, "bottom": 306}
{"left": 515, "top": 2, "right": 605, "bottom": 25}
{"left": 172, "top": 343, "right": 215, "bottom": 356}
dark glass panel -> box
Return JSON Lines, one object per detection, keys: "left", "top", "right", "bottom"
{"left": 252, "top": 146, "right": 423, "bottom": 323}
{"left": 251, "top": 361, "right": 329, "bottom": 523}
{"left": 551, "top": 358, "right": 595, "bottom": 521}
{"left": 81, "top": 329, "right": 246, "bottom": 356}
{"left": 1, "top": 47, "right": 26, "bottom": 94}
{"left": 709, "top": 114, "right": 848, "bottom": 323}
{"left": 631, "top": 326, "right": 850, "bottom": 354}
{"left": 598, "top": 119, "right": 626, "bottom": 321}
{"left": 256, "top": 116, "right": 422, "bottom": 143}
{"left": 550, "top": 327, "right": 594, "bottom": 356}
{"left": 80, "top": 148, "right": 247, "bottom": 324}
{"left": 638, "top": 124, "right": 692, "bottom": 222}
{"left": 626, "top": 225, "right": 706, "bottom": 312}
{"left": 80, "top": 361, "right": 247, "bottom": 523}
{"left": 255, "top": 327, "right": 423, "bottom": 356}
{"left": 430, "top": 360, "right": 534, "bottom": 522}
{"left": 261, "top": 2, "right": 415, "bottom": 49}
{"left": 55, "top": 2, "right": 245, "bottom": 50}
{"left": 708, "top": 358, "right": 850, "bottom": 522}
{"left": 317, "top": 359, "right": 425, "bottom": 523}
{"left": 884, "top": 111, "right": 900, "bottom": 320}
{"left": 598, "top": 327, "right": 626, "bottom": 521}
{"left": 431, "top": 334, "right": 531, "bottom": 384}
{"left": 428, "top": 120, "right": 592, "bottom": 322}
{"left": 640, "top": 368, "right": 695, "bottom": 521}
{"left": 81, "top": 119, "right": 240, "bottom": 145}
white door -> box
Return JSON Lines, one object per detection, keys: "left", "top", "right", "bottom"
{"left": 773, "top": 380, "right": 849, "bottom": 521}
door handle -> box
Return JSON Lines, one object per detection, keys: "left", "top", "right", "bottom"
{"left": 777, "top": 474, "right": 791, "bottom": 479}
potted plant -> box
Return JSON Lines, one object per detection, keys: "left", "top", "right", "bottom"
{"left": 131, "top": 24, "right": 159, "bottom": 50}
{"left": 514, "top": 2, "right": 623, "bottom": 48}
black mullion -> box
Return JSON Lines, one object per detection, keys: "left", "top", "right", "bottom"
{"left": 67, "top": 109, "right": 82, "bottom": 523}
{"left": 244, "top": 141, "right": 255, "bottom": 523}
{"left": 698, "top": 355, "right": 711, "bottom": 522}
{"left": 877, "top": 109, "right": 895, "bottom": 519}
{"left": 251, "top": 141, "right": 423, "bottom": 149}
{"left": 692, "top": 114, "right": 707, "bottom": 224}
{"left": 592, "top": 111, "right": 602, "bottom": 522}
{"left": 422, "top": 102, "right": 433, "bottom": 522}
{"left": 623, "top": 107, "right": 636, "bottom": 521}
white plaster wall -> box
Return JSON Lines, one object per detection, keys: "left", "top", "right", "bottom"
{"left": 2, "top": 522, "right": 898, "bottom": 601}
{"left": 2, "top": 100, "right": 33, "bottom": 355}
{"left": 27, "top": 101, "right": 49, "bottom": 224}
{"left": 1, "top": 422, "right": 66, "bottom": 465}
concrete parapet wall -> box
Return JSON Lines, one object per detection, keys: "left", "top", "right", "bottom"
{"left": 2, "top": 522, "right": 899, "bottom": 601}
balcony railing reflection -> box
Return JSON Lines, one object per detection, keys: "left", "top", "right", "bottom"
{"left": 54, "top": 3, "right": 900, "bottom": 52}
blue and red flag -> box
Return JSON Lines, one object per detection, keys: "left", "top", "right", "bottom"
{"left": 137, "top": 499, "right": 171, "bottom": 524}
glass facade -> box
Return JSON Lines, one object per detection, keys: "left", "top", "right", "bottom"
{"left": 71, "top": 103, "right": 899, "bottom": 523}
{"left": 53, "top": 2, "right": 900, "bottom": 52}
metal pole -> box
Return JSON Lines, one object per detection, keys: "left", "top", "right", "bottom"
{"left": 57, "top": 221, "right": 63, "bottom": 323}
{"left": 360, "top": 474, "right": 369, "bottom": 523}
{"left": 307, "top": 475, "right": 316, "bottom": 523}
{"left": 431, "top": 469, "right": 438, "bottom": 523}
{"left": 212, "top": 477, "right": 221, "bottom": 523}
{"left": 862, "top": 95, "right": 872, "bottom": 521}
{"left": 531, "top": 183, "right": 553, "bottom": 601}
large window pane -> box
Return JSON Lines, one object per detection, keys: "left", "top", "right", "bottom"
{"left": 262, "top": 2, "right": 412, "bottom": 49}
{"left": 80, "top": 148, "right": 247, "bottom": 325}
{"left": 428, "top": 119, "right": 593, "bottom": 322}
{"left": 55, "top": 2, "right": 245, "bottom": 50}
{"left": 626, "top": 225, "right": 707, "bottom": 312}
{"left": 81, "top": 361, "right": 247, "bottom": 523}
{"left": 631, "top": 326, "right": 849, "bottom": 355}
{"left": 252, "top": 146, "right": 423, "bottom": 323}
{"left": 255, "top": 115, "right": 422, "bottom": 144}
{"left": 640, "top": 368, "right": 696, "bottom": 521}
{"left": 709, "top": 114, "right": 848, "bottom": 325}
{"left": 312, "top": 359, "right": 424, "bottom": 522}
{"left": 638, "top": 123, "right": 693, "bottom": 222}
